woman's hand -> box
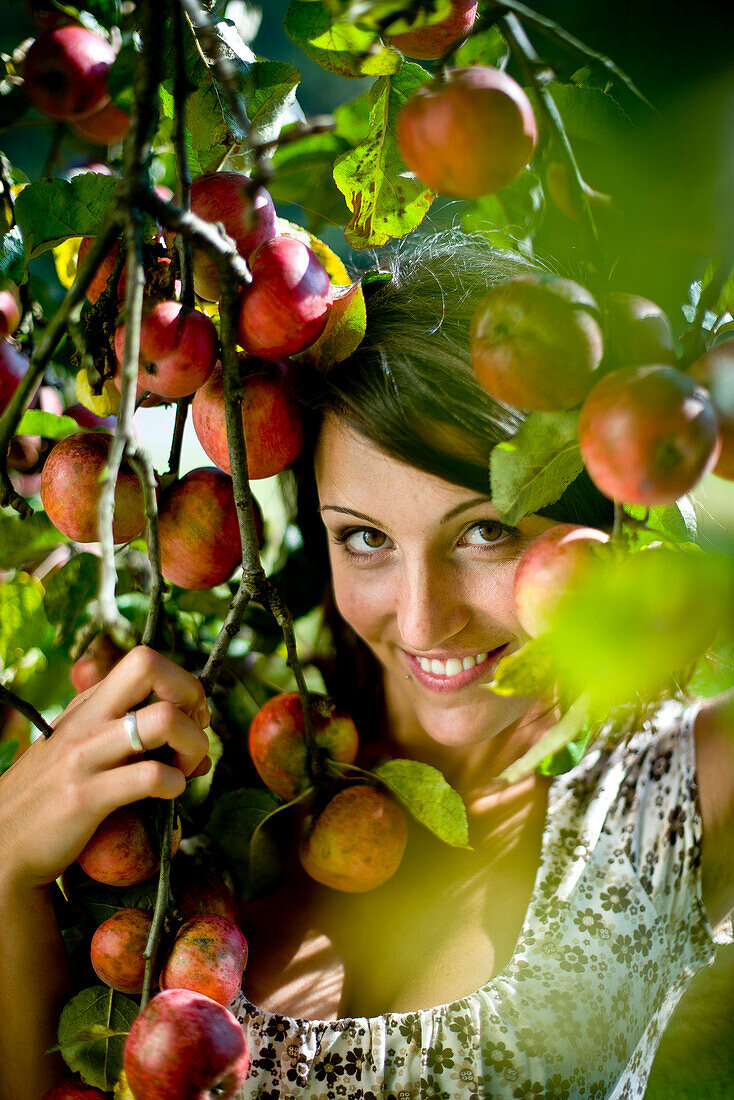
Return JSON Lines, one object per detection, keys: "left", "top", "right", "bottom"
{"left": 0, "top": 646, "right": 211, "bottom": 893}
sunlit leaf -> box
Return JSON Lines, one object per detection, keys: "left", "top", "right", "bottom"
{"left": 490, "top": 412, "right": 583, "bottom": 524}
{"left": 373, "top": 758, "right": 470, "bottom": 847}
{"left": 57, "top": 986, "right": 137, "bottom": 1091}
{"left": 14, "top": 176, "right": 118, "bottom": 258}
{"left": 285, "top": 0, "right": 403, "bottom": 78}
{"left": 488, "top": 635, "right": 557, "bottom": 698}
{"left": 333, "top": 65, "right": 434, "bottom": 248}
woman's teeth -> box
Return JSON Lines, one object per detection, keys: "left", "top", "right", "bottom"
{"left": 417, "top": 652, "right": 489, "bottom": 677}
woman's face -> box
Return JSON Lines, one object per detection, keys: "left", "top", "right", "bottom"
{"left": 315, "top": 416, "right": 558, "bottom": 750}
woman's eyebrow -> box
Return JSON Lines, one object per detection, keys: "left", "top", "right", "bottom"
{"left": 320, "top": 497, "right": 495, "bottom": 526}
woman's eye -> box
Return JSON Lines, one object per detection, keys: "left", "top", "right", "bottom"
{"left": 343, "top": 528, "right": 392, "bottom": 554}
{"left": 462, "top": 521, "right": 513, "bottom": 546}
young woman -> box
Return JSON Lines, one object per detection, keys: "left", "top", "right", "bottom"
{"left": 1, "top": 234, "right": 732, "bottom": 1100}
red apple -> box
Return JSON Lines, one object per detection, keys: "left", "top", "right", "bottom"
{"left": 41, "top": 1082, "right": 109, "bottom": 1099}
{"left": 71, "top": 98, "right": 130, "bottom": 145}
{"left": 70, "top": 633, "right": 126, "bottom": 693}
{"left": 237, "top": 236, "right": 333, "bottom": 359}
{"left": 578, "top": 364, "right": 721, "bottom": 505}
{"left": 23, "top": 26, "right": 115, "bottom": 121}
{"left": 174, "top": 864, "right": 240, "bottom": 925}
{"left": 300, "top": 784, "right": 408, "bottom": 893}
{"left": 389, "top": 0, "right": 478, "bottom": 59}
{"left": 0, "top": 288, "right": 21, "bottom": 337}
{"left": 160, "top": 915, "right": 248, "bottom": 1006}
{"left": 471, "top": 275, "right": 604, "bottom": 410}
{"left": 114, "top": 301, "right": 218, "bottom": 400}
{"left": 192, "top": 360, "right": 304, "bottom": 479}
{"left": 513, "top": 524, "right": 611, "bottom": 637}
{"left": 687, "top": 341, "right": 734, "bottom": 479}
{"left": 190, "top": 172, "right": 277, "bottom": 302}
{"left": 605, "top": 292, "right": 676, "bottom": 369}
{"left": 158, "top": 467, "right": 249, "bottom": 590}
{"left": 123, "top": 988, "right": 250, "bottom": 1100}
{"left": 78, "top": 805, "right": 181, "bottom": 887}
{"left": 397, "top": 65, "right": 537, "bottom": 198}
{"left": 0, "top": 338, "right": 28, "bottom": 411}
{"left": 90, "top": 907, "right": 153, "bottom": 995}
{"left": 249, "top": 691, "right": 359, "bottom": 801}
{"left": 40, "top": 431, "right": 146, "bottom": 544}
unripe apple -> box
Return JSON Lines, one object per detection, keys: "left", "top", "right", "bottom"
{"left": 605, "top": 292, "right": 676, "bottom": 370}
{"left": 397, "top": 66, "right": 537, "bottom": 198}
{"left": 389, "top": 0, "right": 478, "bottom": 59}
{"left": 300, "top": 784, "right": 408, "bottom": 892}
{"left": 192, "top": 360, "right": 304, "bottom": 478}
{"left": 578, "top": 364, "right": 721, "bottom": 505}
{"left": 70, "top": 632, "right": 126, "bottom": 693}
{"left": 190, "top": 172, "right": 277, "bottom": 302}
{"left": 687, "top": 341, "right": 734, "bottom": 480}
{"left": 114, "top": 301, "right": 218, "bottom": 400}
{"left": 0, "top": 288, "right": 21, "bottom": 337}
{"left": 238, "top": 236, "right": 333, "bottom": 359}
{"left": 90, "top": 907, "right": 153, "bottom": 995}
{"left": 158, "top": 467, "right": 249, "bottom": 590}
{"left": 0, "top": 337, "right": 29, "bottom": 411}
{"left": 249, "top": 691, "right": 359, "bottom": 801}
{"left": 160, "top": 915, "right": 248, "bottom": 1006}
{"left": 41, "top": 1082, "right": 109, "bottom": 1099}
{"left": 23, "top": 26, "right": 115, "bottom": 121}
{"left": 513, "top": 524, "right": 611, "bottom": 637}
{"left": 123, "top": 988, "right": 250, "bottom": 1100}
{"left": 77, "top": 805, "right": 181, "bottom": 887}
{"left": 471, "top": 275, "right": 604, "bottom": 410}
{"left": 71, "top": 98, "right": 130, "bottom": 145}
{"left": 40, "top": 431, "right": 146, "bottom": 544}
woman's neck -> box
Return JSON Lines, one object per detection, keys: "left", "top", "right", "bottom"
{"left": 376, "top": 676, "right": 560, "bottom": 806}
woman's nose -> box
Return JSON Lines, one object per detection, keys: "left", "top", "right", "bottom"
{"left": 395, "top": 558, "right": 468, "bottom": 653}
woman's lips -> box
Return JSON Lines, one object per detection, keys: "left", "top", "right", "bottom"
{"left": 401, "top": 645, "right": 509, "bottom": 693}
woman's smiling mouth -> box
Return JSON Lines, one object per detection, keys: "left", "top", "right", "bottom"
{"left": 401, "top": 644, "right": 509, "bottom": 692}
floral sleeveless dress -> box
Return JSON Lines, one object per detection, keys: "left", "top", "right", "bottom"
{"left": 230, "top": 699, "right": 732, "bottom": 1100}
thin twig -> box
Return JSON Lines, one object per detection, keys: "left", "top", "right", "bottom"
{"left": 128, "top": 451, "right": 164, "bottom": 648}
{"left": 172, "top": 0, "right": 195, "bottom": 309}
{"left": 141, "top": 801, "right": 175, "bottom": 1009}
{"left": 0, "top": 685, "right": 53, "bottom": 740}
{"left": 166, "top": 396, "right": 191, "bottom": 481}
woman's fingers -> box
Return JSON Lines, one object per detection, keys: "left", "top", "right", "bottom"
{"left": 93, "top": 757, "right": 189, "bottom": 815}
{"left": 75, "top": 646, "right": 209, "bottom": 728}
{"left": 81, "top": 701, "right": 210, "bottom": 777}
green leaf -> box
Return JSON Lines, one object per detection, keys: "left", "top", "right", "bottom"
{"left": 106, "top": 37, "right": 136, "bottom": 111}
{"left": 348, "top": 0, "right": 451, "bottom": 33}
{"left": 488, "top": 635, "right": 557, "bottom": 698}
{"left": 0, "top": 226, "right": 26, "bottom": 283}
{"left": 372, "top": 759, "right": 469, "bottom": 848}
{"left": 626, "top": 500, "right": 697, "bottom": 546}
{"left": 454, "top": 25, "right": 509, "bottom": 68}
{"left": 181, "top": 725, "right": 223, "bottom": 809}
{"left": 547, "top": 83, "right": 634, "bottom": 148}
{"left": 0, "top": 573, "right": 52, "bottom": 667}
{"left": 535, "top": 722, "right": 594, "bottom": 776}
{"left": 205, "top": 788, "right": 284, "bottom": 900}
{"left": 57, "top": 986, "right": 138, "bottom": 1091}
{"left": 243, "top": 60, "right": 301, "bottom": 145}
{"left": 497, "top": 693, "right": 592, "bottom": 785}
{"left": 43, "top": 553, "right": 100, "bottom": 644}
{"left": 16, "top": 410, "right": 83, "bottom": 442}
{"left": 489, "top": 411, "right": 583, "bottom": 524}
{"left": 0, "top": 510, "right": 68, "bottom": 572}
{"left": 463, "top": 168, "right": 544, "bottom": 242}
{"left": 14, "top": 176, "right": 118, "bottom": 258}
{"left": 333, "top": 89, "right": 372, "bottom": 144}
{"left": 332, "top": 66, "right": 434, "bottom": 248}
{"left": 62, "top": 871, "right": 158, "bottom": 926}
{"left": 285, "top": 0, "right": 403, "bottom": 78}
{"left": 269, "top": 129, "right": 351, "bottom": 230}
{"left": 0, "top": 739, "right": 19, "bottom": 778}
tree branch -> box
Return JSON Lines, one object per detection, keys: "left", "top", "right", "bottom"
{"left": 0, "top": 685, "right": 53, "bottom": 740}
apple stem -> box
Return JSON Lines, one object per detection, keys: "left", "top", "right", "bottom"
{"left": 166, "top": 396, "right": 192, "bottom": 481}
{"left": 172, "top": 0, "right": 195, "bottom": 309}
{"left": 141, "top": 799, "right": 177, "bottom": 1010}
{"left": 248, "top": 786, "right": 315, "bottom": 870}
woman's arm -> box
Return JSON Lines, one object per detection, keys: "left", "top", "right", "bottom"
{"left": 0, "top": 646, "right": 210, "bottom": 1100}
{"left": 694, "top": 688, "right": 734, "bottom": 925}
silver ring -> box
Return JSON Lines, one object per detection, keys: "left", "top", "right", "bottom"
{"left": 123, "top": 711, "right": 145, "bottom": 754}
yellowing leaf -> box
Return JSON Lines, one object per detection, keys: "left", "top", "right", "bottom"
{"left": 76, "top": 370, "right": 121, "bottom": 417}
{"left": 53, "top": 236, "right": 82, "bottom": 289}
{"left": 276, "top": 216, "right": 350, "bottom": 284}
{"left": 114, "top": 1069, "right": 136, "bottom": 1100}
{"left": 297, "top": 281, "right": 366, "bottom": 368}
